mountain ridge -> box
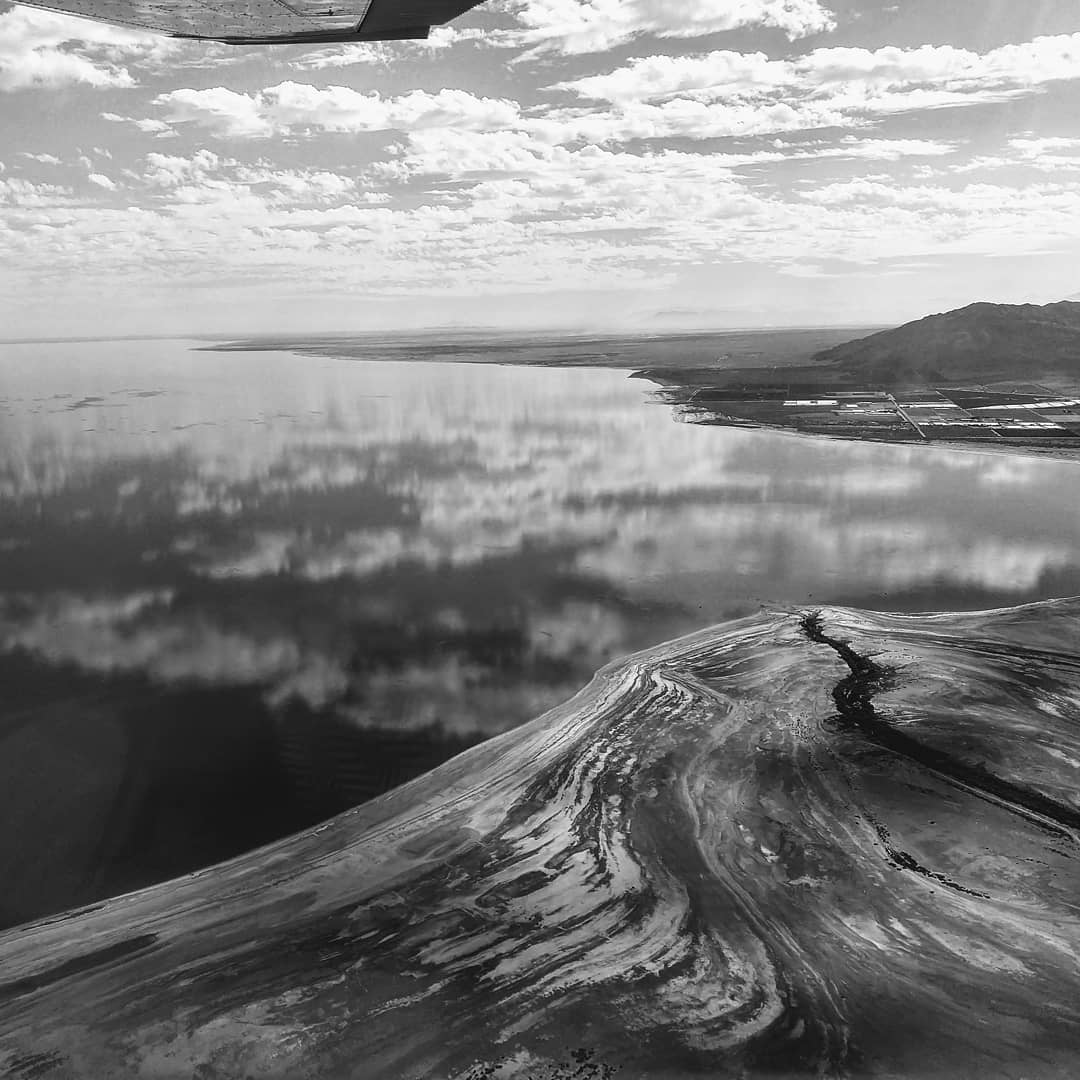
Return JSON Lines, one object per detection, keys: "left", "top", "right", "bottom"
{"left": 813, "top": 300, "right": 1080, "bottom": 384}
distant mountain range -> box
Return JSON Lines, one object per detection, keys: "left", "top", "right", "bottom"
{"left": 813, "top": 301, "right": 1080, "bottom": 384}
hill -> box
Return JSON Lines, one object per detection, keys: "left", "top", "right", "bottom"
{"left": 812, "top": 301, "right": 1080, "bottom": 384}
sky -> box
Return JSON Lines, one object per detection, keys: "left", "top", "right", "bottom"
{"left": 2, "top": 0, "right": 1080, "bottom": 336}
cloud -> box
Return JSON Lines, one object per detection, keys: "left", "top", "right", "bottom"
{"left": 102, "top": 111, "right": 177, "bottom": 137}
{"left": 553, "top": 50, "right": 796, "bottom": 102}
{"left": 87, "top": 172, "right": 116, "bottom": 190}
{"left": 141, "top": 148, "right": 229, "bottom": 186}
{"left": 813, "top": 136, "right": 955, "bottom": 160}
{"left": 3, "top": 8, "right": 1080, "bottom": 329}
{"left": 796, "top": 177, "right": 1076, "bottom": 213}
{"left": 0, "top": 5, "right": 174, "bottom": 92}
{"left": 383, "top": 128, "right": 952, "bottom": 187}
{"left": 548, "top": 35, "right": 1080, "bottom": 139}
{"left": 131, "top": 34, "right": 1080, "bottom": 155}
{"left": 19, "top": 151, "right": 61, "bottom": 165}
{"left": 952, "top": 135, "right": 1080, "bottom": 174}
{"left": 798, "top": 35, "right": 1080, "bottom": 90}
{"left": 536, "top": 97, "right": 850, "bottom": 142}
{"left": 149, "top": 78, "right": 853, "bottom": 147}
{"left": 128, "top": 149, "right": 374, "bottom": 210}
{"left": 510, "top": 0, "right": 836, "bottom": 57}
{"left": 154, "top": 86, "right": 273, "bottom": 138}
{"left": 289, "top": 25, "right": 490, "bottom": 69}
{"left": 154, "top": 83, "right": 522, "bottom": 138}
{"left": 0, "top": 174, "right": 70, "bottom": 206}
{"left": 3, "top": 126, "right": 1076, "bottom": 308}
{"left": 290, "top": 44, "right": 390, "bottom": 70}
{"left": 1008, "top": 135, "right": 1080, "bottom": 158}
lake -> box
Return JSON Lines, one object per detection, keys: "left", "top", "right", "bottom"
{"left": 2, "top": 338, "right": 1079, "bottom": 928}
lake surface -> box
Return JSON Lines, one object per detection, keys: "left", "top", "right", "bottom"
{"left": 2, "top": 339, "right": 1079, "bottom": 928}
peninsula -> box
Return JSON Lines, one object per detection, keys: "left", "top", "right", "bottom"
{"left": 638, "top": 300, "right": 1080, "bottom": 452}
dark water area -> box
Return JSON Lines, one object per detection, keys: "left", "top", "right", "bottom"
{"left": 1, "top": 338, "right": 1079, "bottom": 929}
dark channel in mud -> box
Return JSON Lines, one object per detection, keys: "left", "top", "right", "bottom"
{"left": 1, "top": 599, "right": 1079, "bottom": 1079}
{"left": 801, "top": 609, "right": 1080, "bottom": 847}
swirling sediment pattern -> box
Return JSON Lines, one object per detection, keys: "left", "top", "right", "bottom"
{"left": 1, "top": 601, "right": 1079, "bottom": 1079}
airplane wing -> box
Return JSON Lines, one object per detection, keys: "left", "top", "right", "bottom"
{"left": 13, "top": 0, "right": 484, "bottom": 43}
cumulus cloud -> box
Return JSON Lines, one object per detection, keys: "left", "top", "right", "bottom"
{"left": 5, "top": 2, "right": 1080, "bottom": 327}
{"left": 553, "top": 50, "right": 796, "bottom": 102}
{"left": 0, "top": 5, "right": 174, "bottom": 91}
{"left": 126, "top": 35, "right": 1080, "bottom": 154}
{"left": 0, "top": 174, "right": 70, "bottom": 206}
{"left": 129, "top": 149, "right": 373, "bottom": 210}
{"left": 154, "top": 83, "right": 521, "bottom": 138}
{"left": 549, "top": 34, "right": 1080, "bottom": 141}
{"left": 530, "top": 35, "right": 1080, "bottom": 145}
{"left": 797, "top": 35, "right": 1080, "bottom": 90}
{"left": 154, "top": 86, "right": 272, "bottom": 137}
{"left": 510, "top": 0, "right": 836, "bottom": 56}
{"left": 3, "top": 123, "right": 1076, "bottom": 307}
{"left": 142, "top": 148, "right": 228, "bottom": 187}
{"left": 289, "top": 25, "right": 490, "bottom": 69}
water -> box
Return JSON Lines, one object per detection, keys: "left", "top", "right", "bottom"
{"left": 1, "top": 339, "right": 1079, "bottom": 926}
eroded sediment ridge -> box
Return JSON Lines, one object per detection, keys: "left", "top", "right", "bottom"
{"left": 1, "top": 602, "right": 1080, "bottom": 1079}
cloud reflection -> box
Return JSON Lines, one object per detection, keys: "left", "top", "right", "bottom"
{"left": 2, "top": 339, "right": 1080, "bottom": 744}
